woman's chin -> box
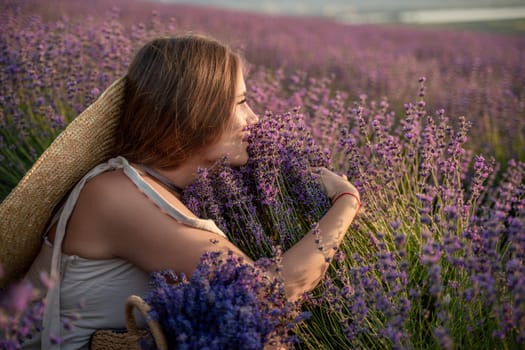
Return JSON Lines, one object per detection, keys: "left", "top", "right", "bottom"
{"left": 228, "top": 152, "right": 249, "bottom": 167}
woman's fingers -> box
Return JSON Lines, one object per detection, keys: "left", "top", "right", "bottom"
{"left": 310, "top": 168, "right": 357, "bottom": 202}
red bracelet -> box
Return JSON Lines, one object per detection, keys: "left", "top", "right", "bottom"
{"left": 332, "top": 192, "right": 361, "bottom": 209}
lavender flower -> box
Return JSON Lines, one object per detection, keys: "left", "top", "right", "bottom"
{"left": 142, "top": 252, "right": 308, "bottom": 350}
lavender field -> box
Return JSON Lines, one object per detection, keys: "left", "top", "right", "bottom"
{"left": 1, "top": 0, "right": 524, "bottom": 349}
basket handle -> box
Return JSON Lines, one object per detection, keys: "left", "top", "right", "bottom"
{"left": 125, "top": 295, "right": 168, "bottom": 350}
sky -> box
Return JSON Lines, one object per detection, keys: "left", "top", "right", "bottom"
{"left": 152, "top": 0, "right": 525, "bottom": 24}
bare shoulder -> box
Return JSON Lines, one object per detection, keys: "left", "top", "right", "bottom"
{"left": 73, "top": 169, "right": 141, "bottom": 225}
{"left": 66, "top": 167, "right": 250, "bottom": 276}
{"left": 73, "top": 167, "right": 169, "bottom": 231}
{"left": 62, "top": 168, "right": 151, "bottom": 258}
{"left": 82, "top": 168, "right": 136, "bottom": 198}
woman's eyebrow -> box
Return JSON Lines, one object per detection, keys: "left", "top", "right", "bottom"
{"left": 236, "top": 92, "right": 246, "bottom": 98}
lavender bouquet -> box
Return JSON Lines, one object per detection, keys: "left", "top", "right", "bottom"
{"left": 182, "top": 109, "right": 331, "bottom": 259}
{"left": 142, "top": 252, "right": 309, "bottom": 350}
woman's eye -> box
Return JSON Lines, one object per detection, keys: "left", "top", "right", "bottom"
{"left": 238, "top": 99, "right": 247, "bottom": 105}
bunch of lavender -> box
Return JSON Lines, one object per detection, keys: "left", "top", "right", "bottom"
{"left": 141, "top": 252, "right": 308, "bottom": 350}
{"left": 182, "top": 109, "right": 331, "bottom": 259}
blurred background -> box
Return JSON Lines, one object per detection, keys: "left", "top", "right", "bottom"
{"left": 153, "top": 0, "right": 525, "bottom": 33}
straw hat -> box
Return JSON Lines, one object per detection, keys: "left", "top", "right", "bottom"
{"left": 0, "top": 77, "right": 126, "bottom": 287}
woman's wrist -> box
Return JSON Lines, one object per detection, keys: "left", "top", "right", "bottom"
{"left": 331, "top": 190, "right": 361, "bottom": 210}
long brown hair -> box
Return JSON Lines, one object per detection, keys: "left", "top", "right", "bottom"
{"left": 114, "top": 34, "right": 241, "bottom": 169}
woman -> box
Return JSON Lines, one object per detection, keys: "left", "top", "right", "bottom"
{"left": 16, "top": 34, "right": 360, "bottom": 349}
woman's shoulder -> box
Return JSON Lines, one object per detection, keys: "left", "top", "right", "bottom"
{"left": 84, "top": 167, "right": 132, "bottom": 195}
{"left": 78, "top": 167, "right": 148, "bottom": 222}
{"left": 76, "top": 165, "right": 192, "bottom": 234}
{"left": 60, "top": 168, "right": 151, "bottom": 258}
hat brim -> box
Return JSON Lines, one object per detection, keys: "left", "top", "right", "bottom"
{"left": 0, "top": 77, "right": 126, "bottom": 287}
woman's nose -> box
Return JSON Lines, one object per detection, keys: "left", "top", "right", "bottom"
{"left": 247, "top": 106, "right": 259, "bottom": 125}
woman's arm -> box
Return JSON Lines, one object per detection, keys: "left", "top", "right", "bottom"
{"left": 280, "top": 198, "right": 358, "bottom": 300}
{"left": 279, "top": 168, "right": 359, "bottom": 300}
{"left": 89, "top": 168, "right": 358, "bottom": 301}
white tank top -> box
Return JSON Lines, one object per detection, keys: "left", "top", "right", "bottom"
{"left": 22, "top": 156, "right": 227, "bottom": 349}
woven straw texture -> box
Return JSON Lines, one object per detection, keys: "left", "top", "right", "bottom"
{"left": 90, "top": 295, "right": 167, "bottom": 350}
{"left": 89, "top": 329, "right": 149, "bottom": 350}
{"left": 0, "top": 78, "right": 125, "bottom": 287}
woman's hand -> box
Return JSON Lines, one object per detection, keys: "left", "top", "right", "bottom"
{"left": 317, "top": 167, "right": 360, "bottom": 203}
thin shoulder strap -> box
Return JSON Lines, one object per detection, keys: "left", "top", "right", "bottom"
{"left": 121, "top": 157, "right": 226, "bottom": 238}
{"left": 136, "top": 164, "right": 184, "bottom": 195}
{"left": 42, "top": 158, "right": 124, "bottom": 349}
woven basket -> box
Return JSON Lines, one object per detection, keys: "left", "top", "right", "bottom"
{"left": 90, "top": 295, "right": 168, "bottom": 350}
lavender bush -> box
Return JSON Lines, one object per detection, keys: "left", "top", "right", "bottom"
{"left": 1, "top": 0, "right": 524, "bottom": 349}
{"left": 6, "top": 0, "right": 525, "bottom": 163}
{"left": 295, "top": 83, "right": 525, "bottom": 348}
{"left": 181, "top": 88, "right": 525, "bottom": 348}
{"left": 1, "top": 0, "right": 524, "bottom": 196}
{"left": 142, "top": 252, "right": 308, "bottom": 350}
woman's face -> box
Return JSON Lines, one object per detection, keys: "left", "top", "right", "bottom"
{"left": 202, "top": 68, "right": 259, "bottom": 167}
